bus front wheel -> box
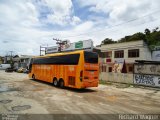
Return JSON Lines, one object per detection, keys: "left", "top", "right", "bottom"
{"left": 53, "top": 78, "right": 58, "bottom": 87}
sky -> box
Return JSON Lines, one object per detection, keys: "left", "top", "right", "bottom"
{"left": 0, "top": 0, "right": 160, "bottom": 56}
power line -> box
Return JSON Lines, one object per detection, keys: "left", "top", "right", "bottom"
{"left": 101, "top": 18, "right": 160, "bottom": 38}
{"left": 62, "top": 9, "right": 160, "bottom": 39}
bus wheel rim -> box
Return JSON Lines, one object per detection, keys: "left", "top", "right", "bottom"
{"left": 54, "top": 80, "right": 57, "bottom": 86}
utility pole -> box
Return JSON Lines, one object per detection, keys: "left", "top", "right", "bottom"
{"left": 8, "top": 51, "right": 13, "bottom": 58}
{"left": 8, "top": 51, "right": 14, "bottom": 68}
{"left": 53, "top": 38, "right": 64, "bottom": 52}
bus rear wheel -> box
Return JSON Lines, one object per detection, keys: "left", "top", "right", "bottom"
{"left": 59, "top": 79, "right": 64, "bottom": 88}
{"left": 53, "top": 78, "right": 58, "bottom": 87}
{"left": 32, "top": 74, "right": 36, "bottom": 80}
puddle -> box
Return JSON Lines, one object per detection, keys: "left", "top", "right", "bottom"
{"left": 0, "top": 100, "right": 12, "bottom": 104}
{"left": 116, "top": 84, "right": 130, "bottom": 88}
{"left": 0, "top": 81, "right": 7, "bottom": 84}
{"left": 12, "top": 105, "right": 31, "bottom": 111}
{"left": 0, "top": 85, "right": 20, "bottom": 93}
{"left": 0, "top": 84, "right": 9, "bottom": 92}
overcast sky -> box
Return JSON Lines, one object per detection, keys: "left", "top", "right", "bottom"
{"left": 0, "top": 0, "right": 160, "bottom": 56}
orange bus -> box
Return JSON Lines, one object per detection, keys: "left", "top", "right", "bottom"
{"left": 28, "top": 50, "right": 99, "bottom": 89}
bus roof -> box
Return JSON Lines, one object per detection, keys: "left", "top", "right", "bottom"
{"left": 33, "top": 50, "right": 85, "bottom": 58}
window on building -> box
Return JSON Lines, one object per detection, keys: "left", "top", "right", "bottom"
{"left": 100, "top": 65, "right": 106, "bottom": 72}
{"left": 20, "top": 59, "right": 25, "bottom": 63}
{"left": 103, "top": 66, "right": 106, "bottom": 72}
{"left": 128, "top": 66, "right": 133, "bottom": 72}
{"left": 99, "top": 52, "right": 105, "bottom": 58}
{"left": 106, "top": 51, "right": 112, "bottom": 58}
{"left": 114, "top": 50, "right": 124, "bottom": 58}
{"left": 108, "top": 67, "right": 112, "bottom": 72}
{"left": 99, "top": 51, "right": 112, "bottom": 58}
{"left": 128, "top": 49, "right": 139, "bottom": 58}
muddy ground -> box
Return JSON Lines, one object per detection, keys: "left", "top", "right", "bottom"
{"left": 0, "top": 70, "right": 160, "bottom": 120}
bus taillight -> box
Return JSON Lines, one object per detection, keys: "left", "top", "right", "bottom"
{"left": 80, "top": 70, "right": 83, "bottom": 81}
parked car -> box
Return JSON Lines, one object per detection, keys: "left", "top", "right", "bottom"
{"left": 0, "top": 64, "right": 11, "bottom": 70}
{"left": 5, "top": 68, "right": 14, "bottom": 72}
{"left": 17, "top": 67, "right": 25, "bottom": 73}
{"left": 23, "top": 69, "right": 29, "bottom": 74}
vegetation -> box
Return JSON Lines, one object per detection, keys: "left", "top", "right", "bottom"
{"left": 101, "top": 38, "right": 116, "bottom": 45}
{"left": 118, "top": 32, "right": 146, "bottom": 43}
{"left": 101, "top": 27, "right": 160, "bottom": 50}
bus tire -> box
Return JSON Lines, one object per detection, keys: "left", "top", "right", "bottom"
{"left": 32, "top": 74, "right": 36, "bottom": 80}
{"left": 53, "top": 78, "right": 58, "bottom": 87}
{"left": 59, "top": 79, "right": 64, "bottom": 88}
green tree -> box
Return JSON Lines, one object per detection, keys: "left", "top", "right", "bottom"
{"left": 118, "top": 32, "right": 146, "bottom": 43}
{"left": 118, "top": 36, "right": 131, "bottom": 43}
{"left": 101, "top": 38, "right": 116, "bottom": 45}
{"left": 144, "top": 27, "right": 160, "bottom": 50}
{"left": 145, "top": 28, "right": 151, "bottom": 35}
{"left": 129, "top": 32, "right": 146, "bottom": 41}
{"left": 152, "top": 27, "right": 159, "bottom": 33}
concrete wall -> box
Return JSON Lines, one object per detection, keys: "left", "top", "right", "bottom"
{"left": 99, "top": 63, "right": 160, "bottom": 88}
{"left": 100, "top": 40, "right": 145, "bottom": 49}
{"left": 134, "top": 74, "right": 160, "bottom": 87}
{"left": 152, "top": 50, "right": 160, "bottom": 61}
{"left": 134, "top": 64, "right": 160, "bottom": 75}
{"left": 134, "top": 63, "right": 160, "bottom": 87}
{"left": 99, "top": 72, "right": 133, "bottom": 84}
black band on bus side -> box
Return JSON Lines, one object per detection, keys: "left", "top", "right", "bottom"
{"left": 32, "top": 54, "right": 80, "bottom": 65}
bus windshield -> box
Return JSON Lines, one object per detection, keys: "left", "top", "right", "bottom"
{"left": 28, "top": 58, "right": 33, "bottom": 73}
{"left": 84, "top": 51, "right": 98, "bottom": 63}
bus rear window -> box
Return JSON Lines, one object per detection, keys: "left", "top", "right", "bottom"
{"left": 84, "top": 51, "right": 98, "bottom": 63}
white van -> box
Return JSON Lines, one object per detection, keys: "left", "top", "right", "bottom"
{"left": 0, "top": 64, "right": 11, "bottom": 70}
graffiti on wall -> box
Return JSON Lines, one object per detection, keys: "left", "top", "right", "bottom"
{"left": 112, "top": 59, "right": 125, "bottom": 73}
{"left": 135, "top": 64, "right": 160, "bottom": 75}
{"left": 134, "top": 74, "right": 160, "bottom": 87}
{"left": 136, "top": 64, "right": 145, "bottom": 73}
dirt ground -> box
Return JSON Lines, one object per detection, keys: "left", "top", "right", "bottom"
{"left": 0, "top": 70, "right": 160, "bottom": 120}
